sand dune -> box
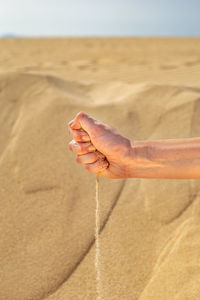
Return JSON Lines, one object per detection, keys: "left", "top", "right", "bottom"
{"left": 0, "top": 38, "right": 200, "bottom": 300}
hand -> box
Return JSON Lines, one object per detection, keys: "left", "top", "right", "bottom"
{"left": 68, "top": 112, "right": 134, "bottom": 179}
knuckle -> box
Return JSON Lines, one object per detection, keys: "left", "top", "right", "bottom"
{"left": 77, "top": 111, "right": 86, "bottom": 119}
{"left": 76, "top": 112, "right": 86, "bottom": 124}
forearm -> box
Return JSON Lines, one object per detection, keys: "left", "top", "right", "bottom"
{"left": 131, "top": 137, "right": 200, "bottom": 179}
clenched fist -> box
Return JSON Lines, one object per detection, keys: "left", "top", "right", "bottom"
{"left": 68, "top": 112, "right": 134, "bottom": 179}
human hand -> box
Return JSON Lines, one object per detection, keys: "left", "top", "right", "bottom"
{"left": 68, "top": 112, "right": 134, "bottom": 179}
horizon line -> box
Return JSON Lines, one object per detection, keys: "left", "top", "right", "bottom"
{"left": 1, "top": 35, "right": 200, "bottom": 39}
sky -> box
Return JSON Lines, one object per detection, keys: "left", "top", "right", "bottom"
{"left": 0, "top": 0, "right": 199, "bottom": 37}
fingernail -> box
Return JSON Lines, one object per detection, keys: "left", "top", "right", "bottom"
{"left": 72, "top": 140, "right": 80, "bottom": 149}
{"left": 74, "top": 143, "right": 80, "bottom": 149}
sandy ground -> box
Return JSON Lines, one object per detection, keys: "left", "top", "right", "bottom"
{"left": 0, "top": 38, "right": 200, "bottom": 300}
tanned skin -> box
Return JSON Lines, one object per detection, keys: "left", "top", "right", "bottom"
{"left": 68, "top": 112, "right": 200, "bottom": 179}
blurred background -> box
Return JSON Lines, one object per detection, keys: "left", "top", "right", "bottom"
{"left": 0, "top": 0, "right": 200, "bottom": 37}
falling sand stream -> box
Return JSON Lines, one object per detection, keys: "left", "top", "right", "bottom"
{"left": 95, "top": 174, "right": 102, "bottom": 300}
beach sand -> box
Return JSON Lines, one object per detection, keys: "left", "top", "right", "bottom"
{"left": 0, "top": 38, "right": 200, "bottom": 300}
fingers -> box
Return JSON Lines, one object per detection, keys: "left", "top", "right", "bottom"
{"left": 68, "top": 112, "right": 90, "bottom": 131}
{"left": 69, "top": 140, "right": 96, "bottom": 155}
{"left": 85, "top": 158, "right": 109, "bottom": 174}
{"left": 68, "top": 111, "right": 107, "bottom": 138}
{"left": 68, "top": 115, "right": 82, "bottom": 130}
{"left": 68, "top": 127, "right": 91, "bottom": 142}
{"left": 69, "top": 140, "right": 109, "bottom": 174}
{"left": 76, "top": 152, "right": 99, "bottom": 164}
{"left": 68, "top": 112, "right": 110, "bottom": 175}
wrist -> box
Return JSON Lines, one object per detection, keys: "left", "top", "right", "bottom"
{"left": 128, "top": 140, "right": 155, "bottom": 178}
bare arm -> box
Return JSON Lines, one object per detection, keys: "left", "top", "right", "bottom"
{"left": 131, "top": 137, "right": 200, "bottom": 179}
{"left": 68, "top": 112, "right": 200, "bottom": 179}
